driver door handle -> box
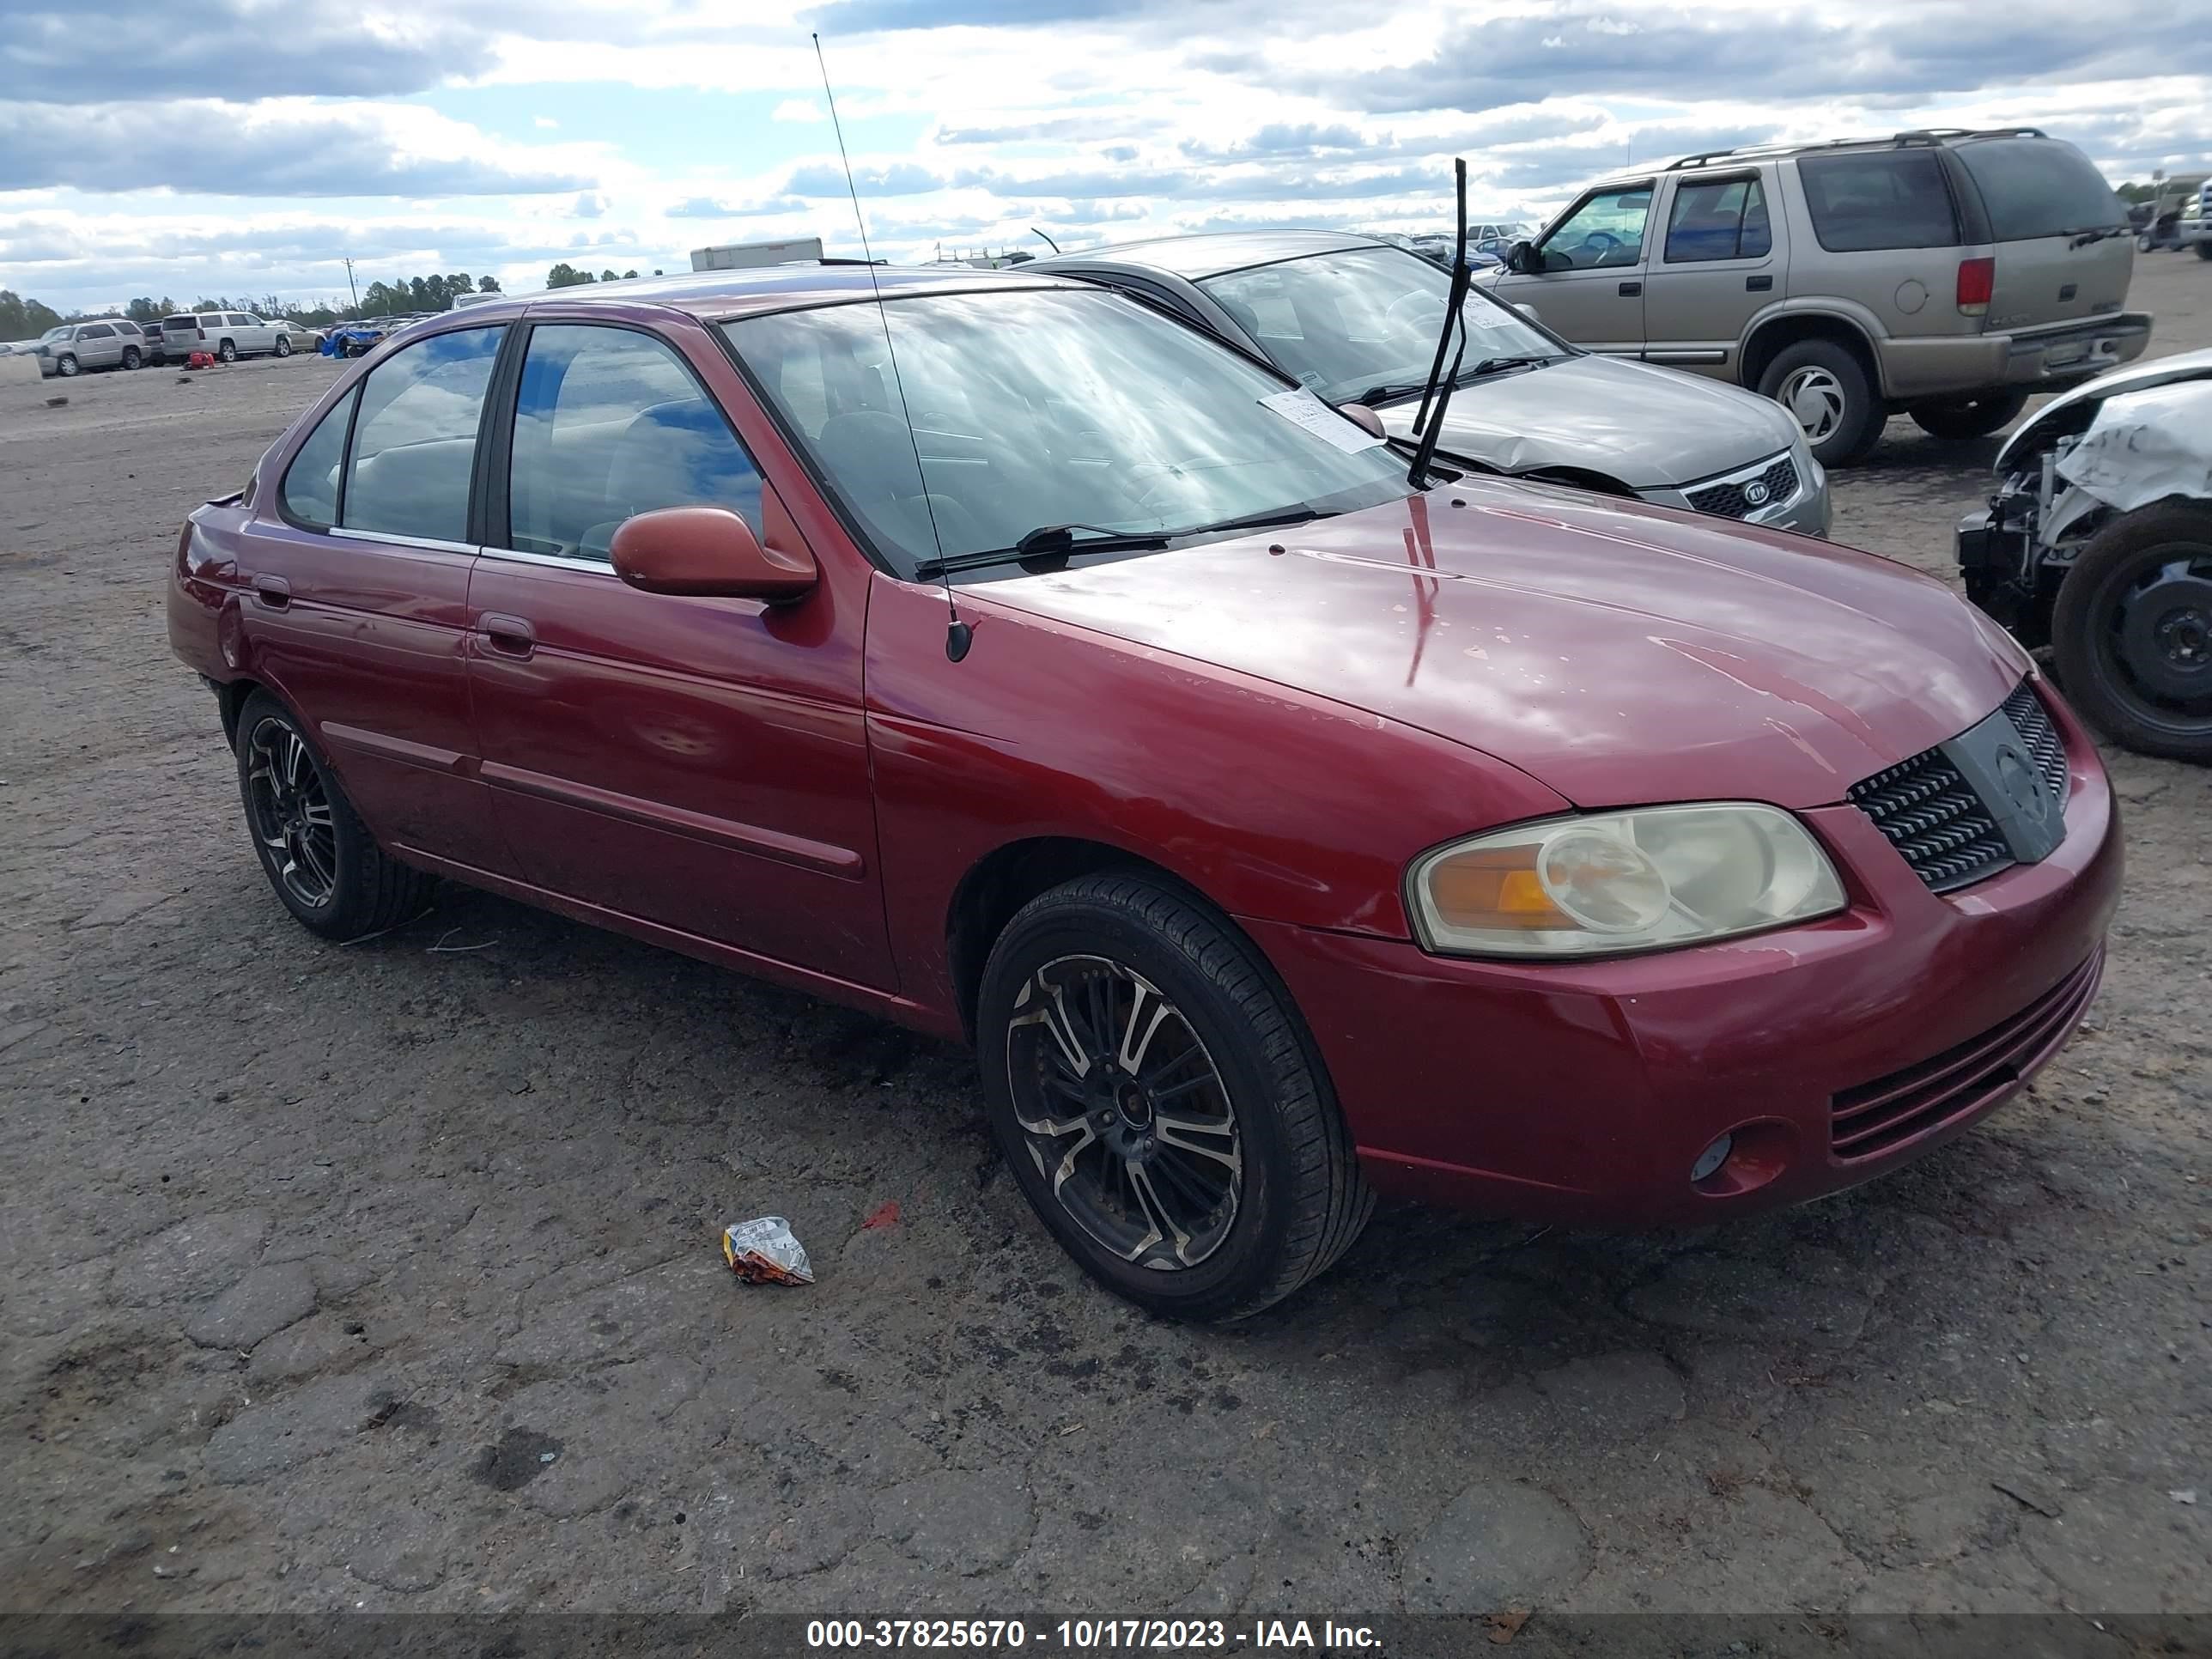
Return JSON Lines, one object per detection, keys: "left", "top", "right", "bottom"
{"left": 1618, "top": 281, "right": 1643, "bottom": 296}
{"left": 477, "top": 613, "right": 535, "bottom": 659}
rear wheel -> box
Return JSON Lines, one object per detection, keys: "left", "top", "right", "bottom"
{"left": 121, "top": 346, "right": 141, "bottom": 371}
{"left": 234, "top": 692, "right": 436, "bottom": 938}
{"left": 1758, "top": 338, "right": 1883, "bottom": 468}
{"left": 217, "top": 339, "right": 237, "bottom": 362}
{"left": 2050, "top": 503, "right": 2212, "bottom": 760}
{"left": 1908, "top": 389, "right": 2028, "bottom": 441}
{"left": 975, "top": 872, "right": 1372, "bottom": 1322}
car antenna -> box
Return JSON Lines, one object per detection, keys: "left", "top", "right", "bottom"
{"left": 1407, "top": 157, "right": 1471, "bottom": 492}
{"left": 1030, "top": 226, "right": 1061, "bottom": 254}
{"left": 812, "top": 33, "right": 970, "bottom": 663}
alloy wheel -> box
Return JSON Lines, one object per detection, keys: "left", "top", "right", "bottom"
{"left": 1778, "top": 365, "right": 1844, "bottom": 444}
{"left": 1005, "top": 955, "right": 1242, "bottom": 1272}
{"left": 245, "top": 718, "right": 338, "bottom": 908}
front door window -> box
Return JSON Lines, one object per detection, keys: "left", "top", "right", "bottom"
{"left": 1539, "top": 187, "right": 1654, "bottom": 270}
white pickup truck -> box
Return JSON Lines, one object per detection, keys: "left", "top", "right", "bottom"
{"left": 158, "top": 311, "right": 294, "bottom": 362}
{"left": 2179, "top": 182, "right": 2212, "bottom": 260}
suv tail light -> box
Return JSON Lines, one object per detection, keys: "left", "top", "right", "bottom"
{"left": 1956, "top": 256, "right": 1995, "bottom": 316}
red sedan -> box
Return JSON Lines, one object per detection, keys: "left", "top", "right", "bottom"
{"left": 167, "top": 267, "right": 2120, "bottom": 1320}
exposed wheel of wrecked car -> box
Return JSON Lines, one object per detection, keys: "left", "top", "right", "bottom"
{"left": 234, "top": 692, "right": 436, "bottom": 937}
{"left": 1910, "top": 390, "right": 2028, "bottom": 442}
{"left": 1759, "top": 339, "right": 1882, "bottom": 468}
{"left": 977, "top": 873, "right": 1373, "bottom": 1322}
{"left": 2051, "top": 504, "right": 2212, "bottom": 761}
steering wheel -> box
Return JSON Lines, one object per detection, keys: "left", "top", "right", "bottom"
{"left": 1582, "top": 231, "right": 1620, "bottom": 256}
{"left": 1382, "top": 290, "right": 1434, "bottom": 337}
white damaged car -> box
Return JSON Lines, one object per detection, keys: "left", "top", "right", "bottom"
{"left": 1958, "top": 347, "right": 2212, "bottom": 759}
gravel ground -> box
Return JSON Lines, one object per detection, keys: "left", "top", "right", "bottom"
{"left": 2, "top": 261, "right": 2206, "bottom": 1639}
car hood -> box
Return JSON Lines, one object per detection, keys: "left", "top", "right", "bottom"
{"left": 972, "top": 481, "right": 2025, "bottom": 810}
{"left": 1375, "top": 353, "right": 1802, "bottom": 491}
{"left": 1997, "top": 343, "right": 2212, "bottom": 469}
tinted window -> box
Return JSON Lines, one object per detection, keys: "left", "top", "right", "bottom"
{"left": 340, "top": 325, "right": 503, "bottom": 543}
{"left": 1200, "top": 246, "right": 1559, "bottom": 404}
{"left": 1798, "top": 152, "right": 1960, "bottom": 251}
{"left": 81, "top": 324, "right": 114, "bottom": 339}
{"left": 1538, "top": 185, "right": 1652, "bottom": 269}
{"left": 506, "top": 325, "right": 762, "bottom": 562}
{"left": 1955, "top": 139, "right": 2126, "bottom": 240}
{"left": 162, "top": 317, "right": 196, "bottom": 331}
{"left": 281, "top": 390, "right": 355, "bottom": 529}
{"left": 1663, "top": 175, "right": 1771, "bottom": 262}
{"left": 726, "top": 289, "right": 1408, "bottom": 578}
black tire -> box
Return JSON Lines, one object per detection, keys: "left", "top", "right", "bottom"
{"left": 217, "top": 339, "right": 236, "bottom": 362}
{"left": 1908, "top": 389, "right": 2028, "bottom": 441}
{"left": 2050, "top": 502, "right": 2212, "bottom": 761}
{"left": 233, "top": 691, "right": 436, "bottom": 939}
{"left": 55, "top": 353, "right": 78, "bottom": 378}
{"left": 975, "top": 872, "right": 1372, "bottom": 1321}
{"left": 2197, "top": 240, "right": 2212, "bottom": 262}
{"left": 1757, "top": 337, "right": 1884, "bottom": 468}
{"left": 274, "top": 335, "right": 292, "bottom": 357}
{"left": 121, "top": 346, "right": 141, "bottom": 371}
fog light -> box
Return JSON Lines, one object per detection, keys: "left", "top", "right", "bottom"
{"left": 1690, "top": 1133, "right": 1734, "bottom": 1184}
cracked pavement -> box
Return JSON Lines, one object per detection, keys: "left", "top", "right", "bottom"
{"left": 1, "top": 260, "right": 2207, "bottom": 1629}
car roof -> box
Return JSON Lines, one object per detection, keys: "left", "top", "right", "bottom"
{"left": 402, "top": 264, "right": 1085, "bottom": 331}
{"left": 1034, "top": 228, "right": 1386, "bottom": 281}
{"left": 1577, "top": 126, "right": 2060, "bottom": 191}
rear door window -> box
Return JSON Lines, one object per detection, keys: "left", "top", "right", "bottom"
{"left": 1798, "top": 152, "right": 1960, "bottom": 251}
{"left": 80, "top": 324, "right": 114, "bottom": 339}
{"left": 504, "top": 324, "right": 762, "bottom": 562}
{"left": 1663, "top": 174, "right": 1771, "bottom": 262}
{"left": 1954, "top": 139, "right": 2126, "bottom": 240}
{"left": 281, "top": 390, "right": 356, "bottom": 530}
{"left": 339, "top": 325, "right": 504, "bottom": 544}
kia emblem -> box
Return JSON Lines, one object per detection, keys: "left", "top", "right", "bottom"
{"left": 1743, "top": 480, "right": 1771, "bottom": 507}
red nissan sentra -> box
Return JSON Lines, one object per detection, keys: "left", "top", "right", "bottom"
{"left": 167, "top": 267, "right": 2120, "bottom": 1320}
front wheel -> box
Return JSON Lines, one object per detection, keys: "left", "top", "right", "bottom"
{"left": 2050, "top": 503, "right": 2212, "bottom": 760}
{"left": 1757, "top": 338, "right": 1883, "bottom": 468}
{"left": 2197, "top": 240, "right": 2212, "bottom": 263}
{"left": 55, "top": 353, "right": 79, "bottom": 378}
{"left": 217, "top": 339, "right": 237, "bottom": 362}
{"left": 274, "top": 335, "right": 292, "bottom": 356}
{"left": 1908, "top": 389, "right": 2028, "bottom": 441}
{"left": 975, "top": 873, "right": 1372, "bottom": 1322}
{"left": 234, "top": 692, "right": 436, "bottom": 938}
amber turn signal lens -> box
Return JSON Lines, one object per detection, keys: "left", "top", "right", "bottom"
{"left": 1424, "top": 848, "right": 1568, "bottom": 931}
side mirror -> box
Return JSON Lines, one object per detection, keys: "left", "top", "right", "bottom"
{"left": 1508, "top": 240, "right": 1545, "bottom": 275}
{"left": 1334, "top": 402, "right": 1387, "bottom": 440}
{"left": 611, "top": 506, "right": 817, "bottom": 602}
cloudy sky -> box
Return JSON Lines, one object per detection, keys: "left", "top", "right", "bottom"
{"left": 4, "top": 0, "right": 2209, "bottom": 313}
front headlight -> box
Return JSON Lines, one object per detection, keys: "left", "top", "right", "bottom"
{"left": 1407, "top": 803, "right": 1846, "bottom": 958}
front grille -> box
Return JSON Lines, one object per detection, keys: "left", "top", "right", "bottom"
{"left": 2002, "top": 681, "right": 2069, "bottom": 804}
{"left": 1686, "top": 454, "right": 1799, "bottom": 519}
{"left": 1829, "top": 950, "right": 2103, "bottom": 1161}
{"left": 1847, "top": 749, "right": 2014, "bottom": 891}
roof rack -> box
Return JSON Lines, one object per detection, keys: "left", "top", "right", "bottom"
{"left": 1667, "top": 126, "right": 2048, "bottom": 171}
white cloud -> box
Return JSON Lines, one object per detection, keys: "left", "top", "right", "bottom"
{"left": 772, "top": 98, "right": 825, "bottom": 122}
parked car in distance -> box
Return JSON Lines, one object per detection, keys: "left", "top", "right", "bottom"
{"left": 161, "top": 311, "right": 291, "bottom": 362}
{"left": 27, "top": 319, "right": 145, "bottom": 376}
{"left": 271, "top": 319, "right": 319, "bottom": 352}
{"left": 169, "top": 266, "right": 2118, "bottom": 1319}
{"left": 2174, "top": 180, "right": 2212, "bottom": 259}
{"left": 1482, "top": 129, "right": 2151, "bottom": 467}
{"left": 1036, "top": 229, "right": 1828, "bottom": 535}
{"left": 1959, "top": 345, "right": 2212, "bottom": 759}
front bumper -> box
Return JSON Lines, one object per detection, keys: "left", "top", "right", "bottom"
{"left": 1246, "top": 687, "right": 2121, "bottom": 1225}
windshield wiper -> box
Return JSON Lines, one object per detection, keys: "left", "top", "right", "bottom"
{"left": 1355, "top": 380, "right": 1429, "bottom": 406}
{"left": 2067, "top": 225, "right": 2128, "bottom": 248}
{"left": 1170, "top": 505, "right": 1324, "bottom": 537}
{"left": 913, "top": 522, "right": 1171, "bottom": 579}
{"left": 1460, "top": 354, "right": 1552, "bottom": 380}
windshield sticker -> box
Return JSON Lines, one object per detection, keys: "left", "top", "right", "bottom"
{"left": 1258, "top": 387, "right": 1388, "bottom": 453}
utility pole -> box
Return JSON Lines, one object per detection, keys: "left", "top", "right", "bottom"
{"left": 343, "top": 257, "right": 359, "bottom": 313}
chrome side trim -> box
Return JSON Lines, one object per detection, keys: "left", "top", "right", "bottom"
{"left": 1675, "top": 447, "right": 1797, "bottom": 495}
{"left": 477, "top": 545, "right": 617, "bottom": 574}
{"left": 1645, "top": 348, "right": 1729, "bottom": 364}
{"left": 328, "top": 527, "right": 478, "bottom": 556}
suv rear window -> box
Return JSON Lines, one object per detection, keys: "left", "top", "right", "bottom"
{"left": 1797, "top": 151, "right": 1959, "bottom": 252}
{"left": 163, "top": 317, "right": 197, "bottom": 331}
{"left": 1954, "top": 138, "right": 2126, "bottom": 240}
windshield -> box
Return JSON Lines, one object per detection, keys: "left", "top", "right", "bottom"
{"left": 726, "top": 289, "right": 1410, "bottom": 580}
{"left": 41, "top": 325, "right": 70, "bottom": 340}
{"left": 1955, "top": 138, "right": 2127, "bottom": 240}
{"left": 1196, "top": 246, "right": 1562, "bottom": 404}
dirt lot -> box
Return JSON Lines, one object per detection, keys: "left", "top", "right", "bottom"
{"left": 2, "top": 261, "right": 2207, "bottom": 1642}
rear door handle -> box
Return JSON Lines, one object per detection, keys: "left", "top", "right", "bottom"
{"left": 251, "top": 574, "right": 290, "bottom": 609}
{"left": 1618, "top": 280, "right": 1642, "bottom": 295}
{"left": 477, "top": 613, "right": 536, "bottom": 658}
{"left": 1747, "top": 274, "right": 1774, "bottom": 292}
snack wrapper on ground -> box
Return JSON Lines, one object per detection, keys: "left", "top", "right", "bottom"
{"left": 721, "top": 1216, "right": 814, "bottom": 1285}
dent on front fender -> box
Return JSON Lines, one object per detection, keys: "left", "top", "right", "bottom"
{"left": 2051, "top": 380, "right": 2212, "bottom": 516}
